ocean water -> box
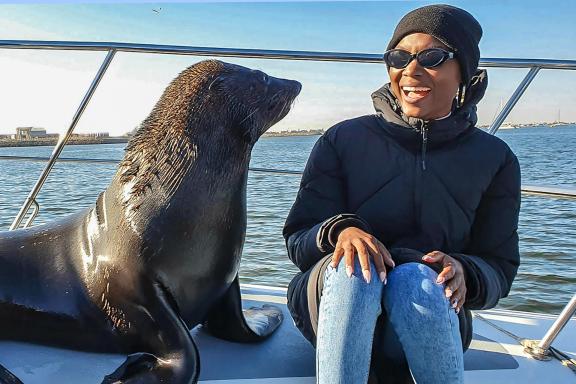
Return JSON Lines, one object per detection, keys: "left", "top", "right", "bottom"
{"left": 0, "top": 125, "right": 575, "bottom": 315}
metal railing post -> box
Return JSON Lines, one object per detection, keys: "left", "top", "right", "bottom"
{"left": 9, "top": 49, "right": 116, "bottom": 230}
{"left": 522, "top": 293, "right": 576, "bottom": 360}
{"left": 488, "top": 66, "right": 541, "bottom": 135}
{"left": 538, "top": 293, "right": 576, "bottom": 351}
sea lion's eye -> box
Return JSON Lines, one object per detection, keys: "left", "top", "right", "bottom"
{"left": 262, "top": 73, "right": 269, "bottom": 84}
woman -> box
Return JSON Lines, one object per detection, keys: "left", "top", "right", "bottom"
{"left": 283, "top": 4, "right": 521, "bottom": 384}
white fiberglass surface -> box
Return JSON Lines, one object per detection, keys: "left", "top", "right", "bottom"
{"left": 0, "top": 286, "right": 574, "bottom": 383}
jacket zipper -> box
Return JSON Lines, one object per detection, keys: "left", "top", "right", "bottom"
{"left": 417, "top": 123, "right": 428, "bottom": 171}
{"left": 413, "top": 122, "right": 427, "bottom": 233}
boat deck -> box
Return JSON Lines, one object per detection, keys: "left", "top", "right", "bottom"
{"left": 1, "top": 284, "right": 574, "bottom": 383}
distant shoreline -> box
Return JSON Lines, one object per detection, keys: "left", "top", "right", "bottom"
{"left": 262, "top": 129, "right": 324, "bottom": 138}
{"left": 477, "top": 122, "right": 575, "bottom": 130}
{"left": 0, "top": 124, "right": 574, "bottom": 147}
{"left": 0, "top": 137, "right": 129, "bottom": 148}
{"left": 0, "top": 131, "right": 324, "bottom": 147}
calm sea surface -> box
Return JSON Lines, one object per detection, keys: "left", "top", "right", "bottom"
{"left": 0, "top": 125, "right": 575, "bottom": 315}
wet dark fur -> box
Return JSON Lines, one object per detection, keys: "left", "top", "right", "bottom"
{"left": 0, "top": 60, "right": 301, "bottom": 384}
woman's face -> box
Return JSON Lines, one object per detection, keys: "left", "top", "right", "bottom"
{"left": 388, "top": 33, "right": 461, "bottom": 120}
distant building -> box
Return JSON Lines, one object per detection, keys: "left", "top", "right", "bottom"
{"left": 15, "top": 127, "right": 47, "bottom": 140}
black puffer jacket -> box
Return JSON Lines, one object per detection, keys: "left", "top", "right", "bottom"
{"left": 283, "top": 70, "right": 521, "bottom": 349}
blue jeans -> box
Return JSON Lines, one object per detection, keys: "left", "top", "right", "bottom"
{"left": 316, "top": 260, "right": 463, "bottom": 384}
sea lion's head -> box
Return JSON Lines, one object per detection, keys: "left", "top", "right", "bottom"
{"left": 203, "top": 60, "right": 302, "bottom": 144}
{"left": 118, "top": 60, "right": 301, "bottom": 205}
{"left": 136, "top": 60, "right": 301, "bottom": 146}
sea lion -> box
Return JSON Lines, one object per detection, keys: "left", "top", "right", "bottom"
{"left": 0, "top": 60, "right": 301, "bottom": 384}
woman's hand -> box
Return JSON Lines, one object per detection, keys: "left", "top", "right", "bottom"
{"left": 422, "top": 251, "right": 466, "bottom": 313}
{"left": 331, "top": 227, "right": 395, "bottom": 284}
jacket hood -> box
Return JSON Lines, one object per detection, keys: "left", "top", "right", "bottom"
{"left": 371, "top": 69, "right": 488, "bottom": 148}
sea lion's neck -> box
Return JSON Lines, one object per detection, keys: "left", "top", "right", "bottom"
{"left": 112, "top": 120, "right": 251, "bottom": 233}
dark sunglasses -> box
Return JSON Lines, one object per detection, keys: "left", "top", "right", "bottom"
{"left": 383, "top": 48, "right": 455, "bottom": 69}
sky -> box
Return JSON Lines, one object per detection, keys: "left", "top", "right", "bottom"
{"left": 0, "top": 0, "right": 575, "bottom": 136}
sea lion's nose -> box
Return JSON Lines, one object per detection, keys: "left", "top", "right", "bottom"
{"left": 292, "top": 81, "right": 302, "bottom": 95}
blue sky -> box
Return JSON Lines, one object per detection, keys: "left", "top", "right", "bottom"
{"left": 0, "top": 0, "right": 575, "bottom": 135}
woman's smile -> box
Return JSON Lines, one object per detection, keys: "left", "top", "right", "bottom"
{"left": 400, "top": 85, "right": 432, "bottom": 103}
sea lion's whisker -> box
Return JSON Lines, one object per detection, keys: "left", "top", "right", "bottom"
{"left": 240, "top": 107, "right": 260, "bottom": 125}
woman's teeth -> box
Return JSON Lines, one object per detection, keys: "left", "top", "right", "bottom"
{"left": 402, "top": 86, "right": 431, "bottom": 101}
{"left": 402, "top": 86, "right": 431, "bottom": 92}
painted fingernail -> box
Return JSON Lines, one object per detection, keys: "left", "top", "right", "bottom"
{"left": 362, "top": 269, "right": 371, "bottom": 284}
{"left": 436, "top": 277, "right": 445, "bottom": 284}
{"left": 379, "top": 272, "right": 387, "bottom": 283}
{"left": 346, "top": 266, "right": 353, "bottom": 278}
{"left": 445, "top": 289, "right": 453, "bottom": 298}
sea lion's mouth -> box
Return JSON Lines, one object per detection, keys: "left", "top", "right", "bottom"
{"left": 268, "top": 81, "right": 301, "bottom": 115}
{"left": 242, "top": 77, "right": 301, "bottom": 144}
{"left": 268, "top": 93, "right": 294, "bottom": 123}
{"left": 268, "top": 101, "right": 278, "bottom": 111}
{"left": 267, "top": 93, "right": 282, "bottom": 112}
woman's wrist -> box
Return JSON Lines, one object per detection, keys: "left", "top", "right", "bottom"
{"left": 327, "top": 216, "right": 371, "bottom": 247}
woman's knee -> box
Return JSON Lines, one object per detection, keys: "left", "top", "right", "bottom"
{"left": 387, "top": 262, "right": 439, "bottom": 290}
{"left": 383, "top": 262, "right": 448, "bottom": 314}
{"left": 324, "top": 257, "right": 383, "bottom": 305}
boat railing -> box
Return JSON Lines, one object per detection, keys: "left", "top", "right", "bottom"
{"left": 1, "top": 39, "right": 575, "bottom": 360}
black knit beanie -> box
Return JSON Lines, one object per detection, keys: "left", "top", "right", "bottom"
{"left": 386, "top": 4, "right": 482, "bottom": 86}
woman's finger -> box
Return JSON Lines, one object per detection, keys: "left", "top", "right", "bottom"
{"left": 363, "top": 237, "right": 388, "bottom": 282}
{"left": 344, "top": 243, "right": 354, "bottom": 278}
{"left": 353, "top": 239, "right": 371, "bottom": 283}
{"left": 367, "top": 245, "right": 387, "bottom": 283}
{"left": 433, "top": 255, "right": 467, "bottom": 313}
{"left": 445, "top": 273, "right": 466, "bottom": 308}
{"left": 422, "top": 250, "right": 445, "bottom": 263}
{"left": 450, "top": 287, "right": 466, "bottom": 313}
{"left": 363, "top": 235, "right": 380, "bottom": 257}
{"left": 331, "top": 245, "right": 345, "bottom": 268}
{"left": 444, "top": 278, "right": 461, "bottom": 299}
{"left": 436, "top": 263, "right": 455, "bottom": 284}
{"left": 377, "top": 241, "right": 396, "bottom": 268}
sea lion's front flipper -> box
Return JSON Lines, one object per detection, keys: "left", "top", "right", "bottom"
{"left": 204, "top": 275, "right": 283, "bottom": 342}
{"left": 102, "top": 283, "right": 199, "bottom": 384}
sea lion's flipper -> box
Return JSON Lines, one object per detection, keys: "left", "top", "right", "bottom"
{"left": 101, "top": 353, "right": 164, "bottom": 384}
{"left": 0, "top": 363, "right": 23, "bottom": 384}
{"left": 102, "top": 283, "right": 199, "bottom": 384}
{"left": 204, "top": 275, "right": 283, "bottom": 342}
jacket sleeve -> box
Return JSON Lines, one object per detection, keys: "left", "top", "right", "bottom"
{"left": 451, "top": 150, "right": 521, "bottom": 310}
{"left": 283, "top": 133, "right": 370, "bottom": 272}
